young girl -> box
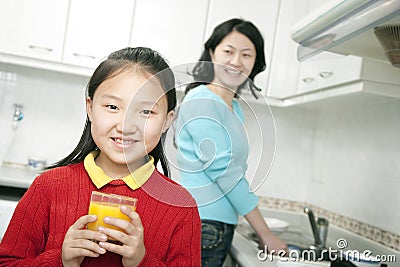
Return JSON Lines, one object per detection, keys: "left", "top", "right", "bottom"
{"left": 0, "top": 47, "right": 201, "bottom": 266}
{"left": 175, "top": 18, "right": 287, "bottom": 266}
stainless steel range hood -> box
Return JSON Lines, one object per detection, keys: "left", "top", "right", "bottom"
{"left": 291, "top": 0, "right": 400, "bottom": 62}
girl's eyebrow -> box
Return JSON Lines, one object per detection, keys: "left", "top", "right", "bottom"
{"left": 101, "top": 94, "right": 122, "bottom": 100}
{"left": 138, "top": 100, "right": 160, "bottom": 107}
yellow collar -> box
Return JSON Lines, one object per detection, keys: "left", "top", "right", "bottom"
{"left": 84, "top": 151, "right": 155, "bottom": 190}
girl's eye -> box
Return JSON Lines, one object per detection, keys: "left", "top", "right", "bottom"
{"left": 140, "top": 109, "right": 153, "bottom": 115}
{"left": 106, "top": 104, "right": 118, "bottom": 110}
{"left": 243, "top": 53, "right": 253, "bottom": 58}
{"left": 223, "top": 50, "right": 232, "bottom": 54}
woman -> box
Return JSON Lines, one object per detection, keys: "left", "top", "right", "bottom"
{"left": 174, "top": 18, "right": 288, "bottom": 266}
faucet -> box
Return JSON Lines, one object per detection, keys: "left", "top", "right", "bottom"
{"left": 13, "top": 103, "right": 24, "bottom": 122}
{"left": 304, "top": 207, "right": 329, "bottom": 248}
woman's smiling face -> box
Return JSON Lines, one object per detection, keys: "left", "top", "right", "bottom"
{"left": 210, "top": 31, "right": 256, "bottom": 90}
{"left": 86, "top": 68, "right": 174, "bottom": 176}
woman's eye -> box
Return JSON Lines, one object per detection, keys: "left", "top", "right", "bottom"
{"left": 223, "top": 50, "right": 232, "bottom": 54}
{"left": 106, "top": 105, "right": 118, "bottom": 110}
{"left": 243, "top": 53, "right": 253, "bottom": 58}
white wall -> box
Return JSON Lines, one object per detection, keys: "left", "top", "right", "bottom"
{"left": 0, "top": 63, "right": 89, "bottom": 165}
{"left": 306, "top": 98, "right": 400, "bottom": 235}
{"left": 242, "top": 101, "right": 316, "bottom": 202}
{"left": 244, "top": 97, "right": 400, "bottom": 235}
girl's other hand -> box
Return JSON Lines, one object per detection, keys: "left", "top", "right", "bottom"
{"left": 97, "top": 206, "right": 145, "bottom": 267}
{"left": 62, "top": 215, "right": 108, "bottom": 267}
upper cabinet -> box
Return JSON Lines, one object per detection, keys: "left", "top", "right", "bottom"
{"left": 62, "top": 0, "right": 135, "bottom": 68}
{"left": 265, "top": 0, "right": 400, "bottom": 105}
{"left": 0, "top": 0, "right": 69, "bottom": 62}
{"left": 1, "top": 1, "right": 400, "bottom": 105}
{"left": 266, "top": 0, "right": 311, "bottom": 99}
{"left": 205, "top": 0, "right": 280, "bottom": 95}
{"left": 130, "top": 0, "right": 208, "bottom": 68}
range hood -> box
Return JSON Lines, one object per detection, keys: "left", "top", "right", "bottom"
{"left": 291, "top": 0, "right": 400, "bottom": 63}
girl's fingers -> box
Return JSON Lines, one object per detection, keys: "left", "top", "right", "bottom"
{"left": 121, "top": 206, "right": 143, "bottom": 229}
{"left": 70, "top": 239, "right": 107, "bottom": 255}
{"left": 71, "top": 214, "right": 98, "bottom": 230}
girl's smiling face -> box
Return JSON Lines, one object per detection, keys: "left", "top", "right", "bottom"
{"left": 86, "top": 69, "right": 174, "bottom": 177}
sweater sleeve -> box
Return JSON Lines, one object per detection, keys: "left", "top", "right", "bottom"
{"left": 137, "top": 206, "right": 201, "bottom": 267}
{"left": 176, "top": 96, "right": 258, "bottom": 215}
{"left": 0, "top": 177, "right": 63, "bottom": 267}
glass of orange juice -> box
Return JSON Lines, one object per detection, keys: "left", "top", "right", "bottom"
{"left": 87, "top": 191, "right": 137, "bottom": 241}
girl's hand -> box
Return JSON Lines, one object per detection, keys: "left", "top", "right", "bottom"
{"left": 98, "top": 206, "right": 145, "bottom": 267}
{"left": 62, "top": 215, "right": 108, "bottom": 267}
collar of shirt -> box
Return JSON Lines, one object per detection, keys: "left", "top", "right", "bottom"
{"left": 84, "top": 151, "right": 155, "bottom": 190}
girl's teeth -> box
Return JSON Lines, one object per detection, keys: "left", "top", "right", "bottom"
{"left": 114, "top": 138, "right": 134, "bottom": 144}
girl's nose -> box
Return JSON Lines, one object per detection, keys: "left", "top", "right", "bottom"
{"left": 121, "top": 114, "right": 140, "bottom": 134}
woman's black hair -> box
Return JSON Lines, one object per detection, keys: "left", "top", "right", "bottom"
{"left": 185, "top": 18, "right": 266, "bottom": 98}
{"left": 47, "top": 47, "right": 176, "bottom": 176}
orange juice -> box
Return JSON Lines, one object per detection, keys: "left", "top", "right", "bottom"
{"left": 87, "top": 192, "right": 137, "bottom": 241}
{"left": 87, "top": 202, "right": 134, "bottom": 232}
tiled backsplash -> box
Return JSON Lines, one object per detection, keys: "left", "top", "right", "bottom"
{"left": 259, "top": 196, "right": 400, "bottom": 252}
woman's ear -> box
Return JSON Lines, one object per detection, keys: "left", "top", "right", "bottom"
{"left": 86, "top": 97, "right": 93, "bottom": 122}
{"left": 162, "top": 110, "right": 175, "bottom": 133}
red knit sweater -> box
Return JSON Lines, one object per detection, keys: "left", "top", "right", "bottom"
{"left": 0, "top": 162, "right": 201, "bottom": 266}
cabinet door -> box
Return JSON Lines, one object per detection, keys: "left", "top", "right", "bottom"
{"left": 130, "top": 0, "right": 208, "bottom": 68}
{"left": 297, "top": 53, "right": 363, "bottom": 94}
{"left": 267, "top": 0, "right": 310, "bottom": 99}
{"left": 205, "top": 0, "right": 280, "bottom": 95}
{"left": 63, "top": 0, "right": 135, "bottom": 68}
{"left": 0, "top": 0, "right": 69, "bottom": 62}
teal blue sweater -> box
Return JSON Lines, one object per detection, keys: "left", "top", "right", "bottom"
{"left": 175, "top": 85, "right": 258, "bottom": 224}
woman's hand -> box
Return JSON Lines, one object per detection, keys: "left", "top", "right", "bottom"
{"left": 259, "top": 232, "right": 288, "bottom": 256}
{"left": 62, "top": 215, "right": 108, "bottom": 267}
{"left": 97, "top": 206, "right": 145, "bottom": 267}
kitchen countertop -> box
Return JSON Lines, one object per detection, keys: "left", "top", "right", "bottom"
{"left": 0, "top": 165, "right": 39, "bottom": 189}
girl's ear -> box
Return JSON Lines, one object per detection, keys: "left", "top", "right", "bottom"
{"left": 162, "top": 110, "right": 175, "bottom": 133}
{"left": 86, "top": 97, "right": 93, "bottom": 122}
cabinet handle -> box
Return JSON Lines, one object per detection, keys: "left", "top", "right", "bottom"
{"left": 319, "top": 71, "right": 333, "bottom": 78}
{"left": 72, "top": 53, "right": 96, "bottom": 60}
{"left": 302, "top": 77, "right": 314, "bottom": 83}
{"left": 28, "top": 45, "right": 53, "bottom": 52}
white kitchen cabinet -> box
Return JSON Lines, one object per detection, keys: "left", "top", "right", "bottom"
{"left": 266, "top": 0, "right": 311, "bottom": 99}
{"left": 130, "top": 0, "right": 208, "bottom": 68}
{"left": 62, "top": 0, "right": 135, "bottom": 68}
{"left": 0, "top": 0, "right": 69, "bottom": 62}
{"left": 297, "top": 53, "right": 360, "bottom": 94}
{"left": 205, "top": 0, "right": 280, "bottom": 95}
{"left": 297, "top": 54, "right": 400, "bottom": 94}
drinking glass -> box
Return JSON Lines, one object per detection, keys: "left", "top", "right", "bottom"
{"left": 87, "top": 191, "right": 137, "bottom": 240}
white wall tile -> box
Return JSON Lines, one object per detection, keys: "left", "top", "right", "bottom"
{"left": 0, "top": 63, "right": 89, "bottom": 165}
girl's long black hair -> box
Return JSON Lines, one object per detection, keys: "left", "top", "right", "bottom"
{"left": 185, "top": 18, "right": 266, "bottom": 98}
{"left": 47, "top": 47, "right": 176, "bottom": 176}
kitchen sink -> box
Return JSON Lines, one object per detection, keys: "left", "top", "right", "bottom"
{"left": 235, "top": 224, "right": 335, "bottom": 263}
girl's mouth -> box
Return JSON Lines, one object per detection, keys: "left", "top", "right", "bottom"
{"left": 111, "top": 137, "right": 136, "bottom": 145}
